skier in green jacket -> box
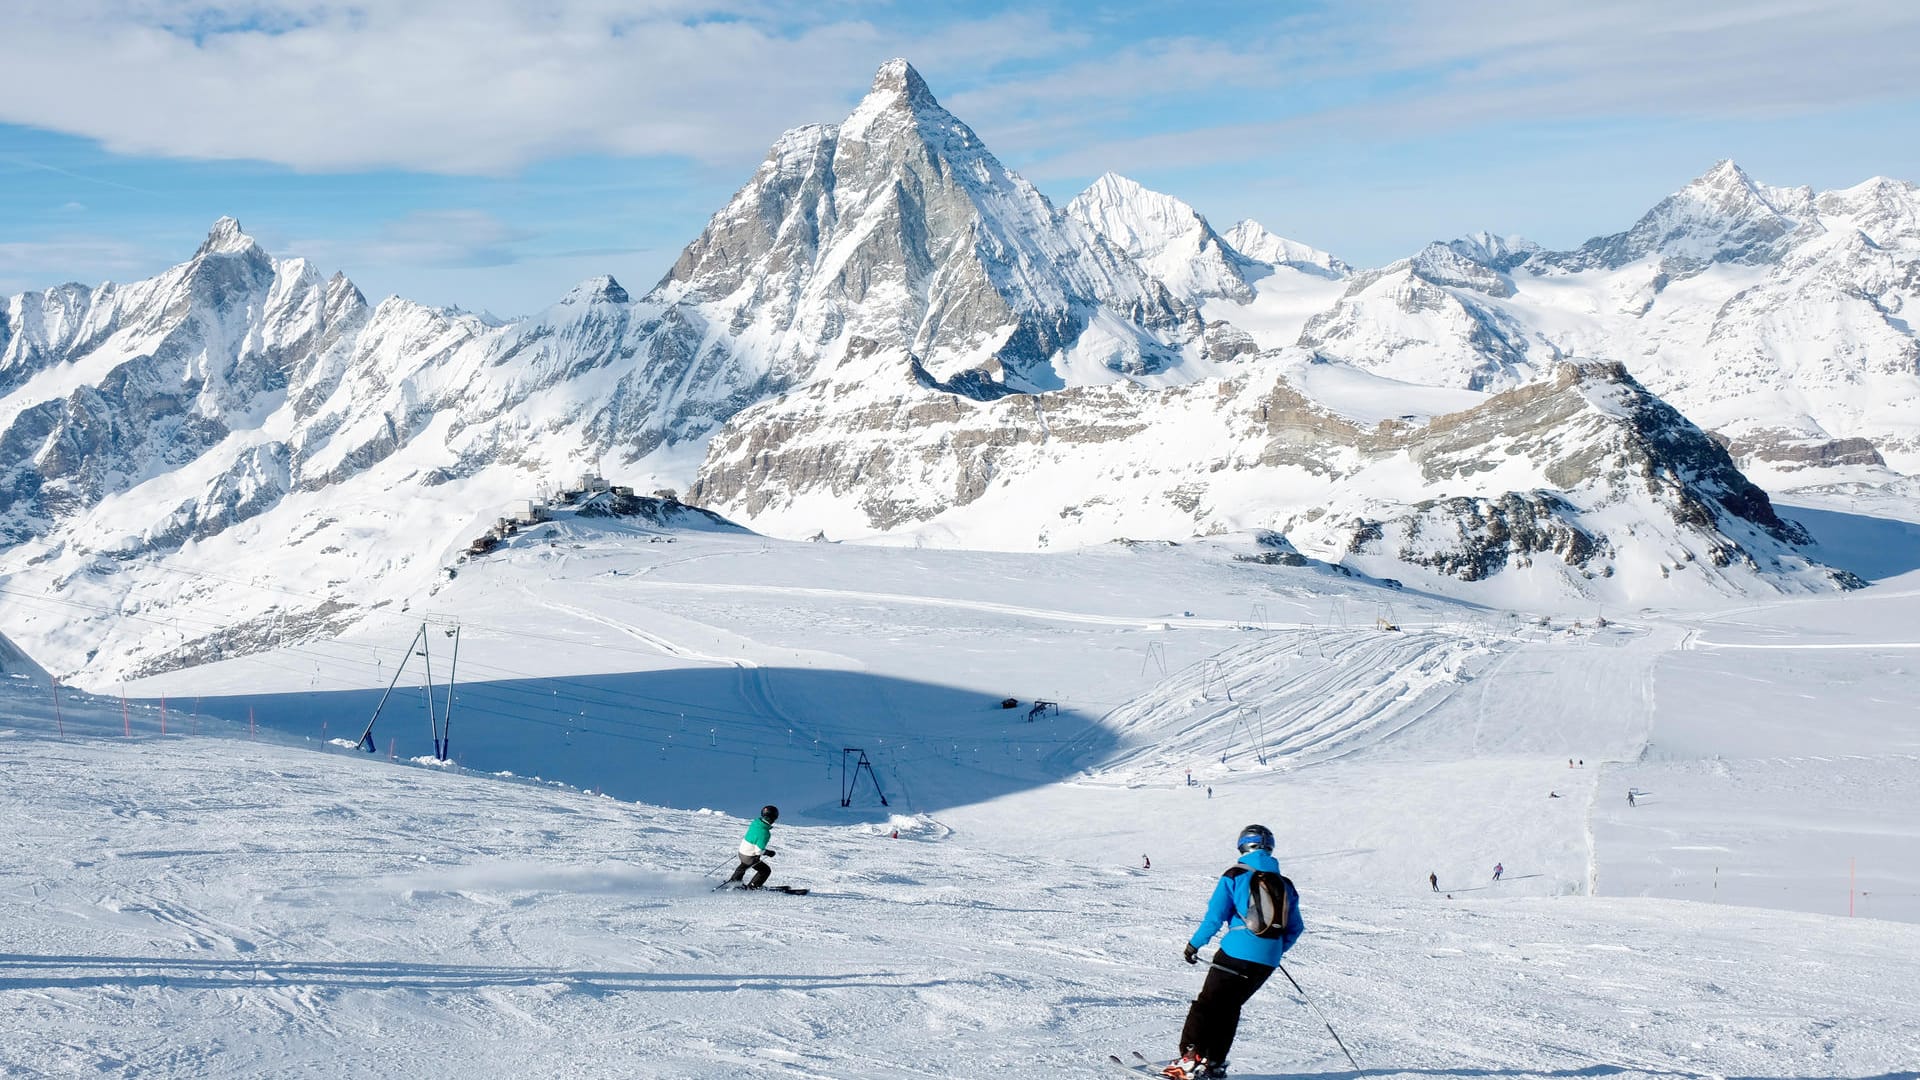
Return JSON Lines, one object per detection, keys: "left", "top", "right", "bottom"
{"left": 727, "top": 805, "right": 779, "bottom": 889}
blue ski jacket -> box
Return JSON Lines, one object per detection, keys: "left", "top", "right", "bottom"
{"left": 1188, "top": 849, "right": 1304, "bottom": 967}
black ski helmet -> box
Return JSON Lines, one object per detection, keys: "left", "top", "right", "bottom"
{"left": 1236, "top": 824, "right": 1274, "bottom": 853}
{"left": 761, "top": 805, "right": 779, "bottom": 823}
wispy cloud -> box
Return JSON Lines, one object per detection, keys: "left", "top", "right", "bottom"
{"left": 364, "top": 210, "right": 536, "bottom": 269}
{"left": 1, "top": 152, "right": 160, "bottom": 194}
{"left": 0, "top": 1, "right": 1079, "bottom": 174}
{"left": 0, "top": 236, "right": 154, "bottom": 292}
{"left": 972, "top": 1, "right": 1920, "bottom": 180}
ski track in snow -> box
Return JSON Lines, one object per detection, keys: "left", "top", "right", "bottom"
{"left": 2, "top": 721, "right": 1916, "bottom": 1079}
{"left": 6, "top": 532, "right": 1920, "bottom": 1077}
{"left": 607, "top": 579, "right": 1254, "bottom": 631}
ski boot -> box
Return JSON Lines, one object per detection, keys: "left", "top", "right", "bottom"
{"left": 1160, "top": 1053, "right": 1211, "bottom": 1079}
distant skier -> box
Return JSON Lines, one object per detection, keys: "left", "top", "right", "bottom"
{"left": 1162, "top": 824, "right": 1303, "bottom": 1079}
{"left": 726, "top": 805, "right": 780, "bottom": 889}
{"left": 1548, "top": 791, "right": 1561, "bottom": 799}
{"left": 1207, "top": 787, "right": 1213, "bottom": 799}
{"left": 1144, "top": 855, "right": 1152, "bottom": 870}
{"left": 1429, "top": 871, "right": 1438, "bottom": 892}
{"left": 1627, "top": 790, "right": 1637, "bottom": 807}
{"left": 1492, "top": 862, "right": 1504, "bottom": 882}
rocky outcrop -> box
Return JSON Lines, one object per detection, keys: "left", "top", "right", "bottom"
{"left": 694, "top": 355, "right": 1855, "bottom": 597}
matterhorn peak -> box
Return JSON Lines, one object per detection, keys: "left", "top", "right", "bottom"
{"left": 868, "top": 57, "right": 934, "bottom": 103}
{"left": 195, "top": 216, "right": 259, "bottom": 257}
{"left": 842, "top": 58, "right": 963, "bottom": 142}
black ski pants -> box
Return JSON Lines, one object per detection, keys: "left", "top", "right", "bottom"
{"left": 1178, "top": 950, "right": 1275, "bottom": 1064}
{"left": 728, "top": 854, "right": 771, "bottom": 888}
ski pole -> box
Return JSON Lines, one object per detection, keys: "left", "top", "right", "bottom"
{"left": 1196, "top": 960, "right": 1360, "bottom": 1069}
{"left": 1279, "top": 964, "right": 1359, "bottom": 1070}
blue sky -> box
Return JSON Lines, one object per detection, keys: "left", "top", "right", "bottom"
{"left": 3, "top": 0, "right": 1918, "bottom": 315}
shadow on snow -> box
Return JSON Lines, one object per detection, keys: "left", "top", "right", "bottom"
{"left": 1782, "top": 502, "right": 1920, "bottom": 581}
{"left": 108, "top": 666, "right": 1122, "bottom": 822}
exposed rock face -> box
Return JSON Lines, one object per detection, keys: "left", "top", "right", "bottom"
{"left": 694, "top": 356, "right": 1855, "bottom": 598}
{"left": 637, "top": 60, "right": 1211, "bottom": 407}
{"left": 0, "top": 221, "right": 388, "bottom": 549}
{"left": 1352, "top": 493, "right": 1608, "bottom": 582}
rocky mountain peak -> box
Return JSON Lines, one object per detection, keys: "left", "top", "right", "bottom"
{"left": 842, "top": 57, "right": 963, "bottom": 145}
{"left": 1067, "top": 173, "right": 1251, "bottom": 302}
{"left": 1447, "top": 232, "right": 1541, "bottom": 272}
{"left": 561, "top": 275, "right": 630, "bottom": 306}
{"left": 866, "top": 57, "right": 935, "bottom": 106}
{"left": 1221, "top": 220, "right": 1349, "bottom": 278}
{"left": 1694, "top": 158, "right": 1755, "bottom": 195}
{"left": 1541, "top": 159, "right": 1810, "bottom": 274}
{"left": 195, "top": 216, "right": 259, "bottom": 258}
{"left": 1816, "top": 175, "right": 1920, "bottom": 246}
{"left": 1067, "top": 173, "right": 1208, "bottom": 256}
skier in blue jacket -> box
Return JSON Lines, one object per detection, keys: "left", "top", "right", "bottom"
{"left": 1163, "top": 824, "right": 1304, "bottom": 1079}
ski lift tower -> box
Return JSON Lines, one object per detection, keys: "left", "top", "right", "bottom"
{"left": 839, "top": 748, "right": 890, "bottom": 808}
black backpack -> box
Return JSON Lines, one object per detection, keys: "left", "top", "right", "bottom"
{"left": 1224, "top": 866, "right": 1293, "bottom": 939}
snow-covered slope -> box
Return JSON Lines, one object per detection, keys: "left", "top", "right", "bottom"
{"left": 6, "top": 515, "right": 1919, "bottom": 1076}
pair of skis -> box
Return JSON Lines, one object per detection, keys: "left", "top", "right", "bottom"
{"left": 1108, "top": 1051, "right": 1176, "bottom": 1077}
{"left": 714, "top": 881, "right": 810, "bottom": 896}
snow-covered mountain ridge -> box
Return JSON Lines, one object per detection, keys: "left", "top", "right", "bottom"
{"left": 691, "top": 352, "right": 1854, "bottom": 605}
{"left": 0, "top": 59, "right": 1898, "bottom": 684}
{"left": 1082, "top": 161, "right": 1920, "bottom": 484}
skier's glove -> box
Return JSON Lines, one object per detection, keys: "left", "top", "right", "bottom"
{"left": 763, "top": 849, "right": 776, "bottom": 857}
{"left": 1183, "top": 943, "right": 1199, "bottom": 965}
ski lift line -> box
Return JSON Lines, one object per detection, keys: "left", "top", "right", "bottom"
{"left": 17, "top": 584, "right": 1261, "bottom": 750}
{"left": 218, "top": 632, "right": 1111, "bottom": 748}
{"left": 144, "top": 635, "right": 1105, "bottom": 754}
{"left": 90, "top": 636, "right": 1085, "bottom": 764}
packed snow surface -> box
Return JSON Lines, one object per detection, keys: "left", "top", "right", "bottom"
{"left": 5, "top": 508, "right": 1919, "bottom": 1077}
